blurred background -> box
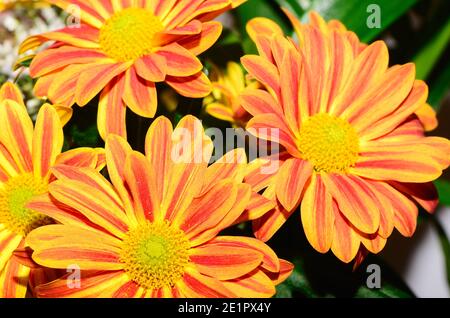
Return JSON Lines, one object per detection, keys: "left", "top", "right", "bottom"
{"left": 1, "top": 0, "right": 449, "bottom": 297}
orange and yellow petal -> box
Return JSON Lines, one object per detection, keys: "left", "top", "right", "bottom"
{"left": 275, "top": 158, "right": 312, "bottom": 211}
{"left": 27, "top": 225, "right": 123, "bottom": 270}
{"left": 301, "top": 173, "right": 334, "bottom": 253}
{"left": 0, "top": 257, "right": 30, "bottom": 298}
{"left": 48, "top": 180, "right": 129, "bottom": 238}
{"left": 98, "top": 75, "right": 127, "bottom": 139}
{"left": 32, "top": 105, "right": 64, "bottom": 179}
{"left": 36, "top": 270, "right": 128, "bottom": 298}
{"left": 123, "top": 67, "right": 157, "bottom": 118}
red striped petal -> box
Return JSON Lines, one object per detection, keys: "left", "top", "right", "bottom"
{"left": 98, "top": 74, "right": 127, "bottom": 140}
{"left": 276, "top": 158, "right": 312, "bottom": 211}
{"left": 123, "top": 66, "right": 158, "bottom": 118}
{"left": 166, "top": 72, "right": 212, "bottom": 98}
{"left": 135, "top": 54, "right": 167, "bottom": 82}
{"left": 156, "top": 43, "right": 203, "bottom": 77}
{"left": 32, "top": 105, "right": 64, "bottom": 179}
{"left": 322, "top": 174, "right": 380, "bottom": 234}
{"left": 190, "top": 244, "right": 263, "bottom": 280}
{"left": 301, "top": 174, "right": 334, "bottom": 253}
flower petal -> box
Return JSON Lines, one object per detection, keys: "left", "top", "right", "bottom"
{"left": 0, "top": 100, "right": 33, "bottom": 172}
{"left": 124, "top": 152, "right": 161, "bottom": 222}
{"left": 32, "top": 104, "right": 64, "bottom": 179}
{"left": 98, "top": 75, "right": 127, "bottom": 140}
{"left": 135, "top": 54, "right": 167, "bottom": 82}
{"left": 145, "top": 117, "right": 174, "bottom": 205}
{"left": 28, "top": 225, "right": 123, "bottom": 270}
{"left": 166, "top": 72, "right": 212, "bottom": 98}
{"left": 156, "top": 43, "right": 203, "bottom": 77}
{"left": 331, "top": 203, "right": 360, "bottom": 263}
{"left": 55, "top": 147, "right": 103, "bottom": 170}
{"left": 179, "top": 180, "right": 237, "bottom": 238}
{"left": 276, "top": 158, "right": 312, "bottom": 211}
{"left": 352, "top": 150, "right": 444, "bottom": 183}
{"left": 123, "top": 66, "right": 157, "bottom": 118}
{"left": 36, "top": 270, "right": 127, "bottom": 298}
{"left": 246, "top": 113, "right": 300, "bottom": 157}
{"left": 391, "top": 181, "right": 438, "bottom": 214}
{"left": 322, "top": 174, "right": 380, "bottom": 234}
{"left": 241, "top": 55, "right": 280, "bottom": 100}
{"left": 0, "top": 230, "right": 22, "bottom": 272}
{"left": 20, "top": 25, "right": 100, "bottom": 54}
{"left": 48, "top": 180, "right": 129, "bottom": 238}
{"left": 266, "top": 259, "right": 294, "bottom": 285}
{"left": 301, "top": 173, "right": 334, "bottom": 253}
{"left": 221, "top": 269, "right": 276, "bottom": 298}
{"left": 200, "top": 148, "right": 247, "bottom": 195}
{"left": 0, "top": 257, "right": 30, "bottom": 298}
{"left": 331, "top": 41, "right": 389, "bottom": 117}
{"left": 239, "top": 88, "right": 280, "bottom": 116}
{"left": 0, "top": 82, "right": 24, "bottom": 106}
{"left": 253, "top": 187, "right": 295, "bottom": 242}
{"left": 415, "top": 103, "right": 437, "bottom": 131}
{"left": 75, "top": 62, "right": 129, "bottom": 107}
{"left": 30, "top": 47, "right": 107, "bottom": 78}
{"left": 344, "top": 64, "right": 416, "bottom": 132}
{"left": 176, "top": 268, "right": 235, "bottom": 298}
{"left": 203, "top": 236, "right": 280, "bottom": 273}
{"left": 190, "top": 244, "right": 263, "bottom": 280}
{"left": 177, "top": 21, "right": 222, "bottom": 55}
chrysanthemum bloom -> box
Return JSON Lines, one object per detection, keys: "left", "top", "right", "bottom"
{"left": 0, "top": 82, "right": 105, "bottom": 297}
{"left": 204, "top": 62, "right": 258, "bottom": 127}
{"left": 239, "top": 12, "right": 450, "bottom": 262}
{"left": 21, "top": 0, "right": 247, "bottom": 139}
{"left": 25, "top": 115, "right": 292, "bottom": 297}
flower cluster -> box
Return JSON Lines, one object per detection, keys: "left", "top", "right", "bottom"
{"left": 0, "top": 0, "right": 449, "bottom": 298}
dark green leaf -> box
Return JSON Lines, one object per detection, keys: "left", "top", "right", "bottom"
{"left": 435, "top": 179, "right": 450, "bottom": 206}
{"left": 413, "top": 17, "right": 450, "bottom": 80}
{"left": 235, "top": 0, "right": 292, "bottom": 54}
{"left": 69, "top": 124, "right": 100, "bottom": 148}
{"left": 17, "top": 57, "right": 33, "bottom": 69}
{"left": 274, "top": 0, "right": 417, "bottom": 42}
{"left": 428, "top": 62, "right": 450, "bottom": 111}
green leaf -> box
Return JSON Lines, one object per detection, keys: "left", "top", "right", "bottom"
{"left": 428, "top": 61, "right": 450, "bottom": 111}
{"left": 413, "top": 17, "right": 450, "bottom": 80}
{"left": 69, "top": 124, "right": 100, "bottom": 148}
{"left": 13, "top": 55, "right": 34, "bottom": 71}
{"left": 431, "top": 217, "right": 450, "bottom": 286}
{"left": 274, "top": 0, "right": 417, "bottom": 42}
{"left": 435, "top": 179, "right": 450, "bottom": 206}
{"left": 235, "top": 0, "right": 292, "bottom": 54}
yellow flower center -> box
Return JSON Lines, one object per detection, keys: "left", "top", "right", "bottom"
{"left": 99, "top": 8, "right": 164, "bottom": 62}
{"left": 120, "top": 221, "right": 190, "bottom": 290}
{"left": 0, "top": 174, "right": 51, "bottom": 236}
{"left": 298, "top": 113, "right": 359, "bottom": 173}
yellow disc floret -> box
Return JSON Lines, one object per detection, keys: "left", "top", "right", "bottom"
{"left": 298, "top": 113, "right": 359, "bottom": 173}
{"left": 99, "top": 8, "right": 164, "bottom": 62}
{"left": 0, "top": 174, "right": 51, "bottom": 236}
{"left": 120, "top": 221, "right": 190, "bottom": 290}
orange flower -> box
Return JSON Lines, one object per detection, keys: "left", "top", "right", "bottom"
{"left": 240, "top": 12, "right": 450, "bottom": 262}
{"left": 21, "top": 0, "right": 247, "bottom": 139}
{"left": 204, "top": 62, "right": 258, "bottom": 127}
{"left": 0, "top": 82, "right": 104, "bottom": 297}
{"left": 25, "top": 116, "right": 292, "bottom": 298}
